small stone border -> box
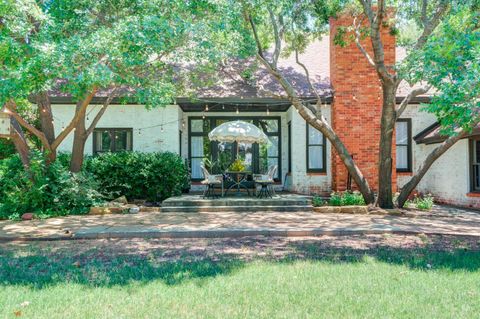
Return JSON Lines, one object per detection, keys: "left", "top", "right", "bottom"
{"left": 313, "top": 205, "right": 416, "bottom": 217}
{"left": 1, "top": 227, "right": 479, "bottom": 242}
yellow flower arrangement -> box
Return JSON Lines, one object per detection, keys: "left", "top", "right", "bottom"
{"left": 229, "top": 159, "right": 246, "bottom": 172}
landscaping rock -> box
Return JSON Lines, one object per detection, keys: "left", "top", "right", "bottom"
{"left": 133, "top": 199, "right": 147, "bottom": 205}
{"left": 21, "top": 213, "right": 34, "bottom": 221}
{"left": 111, "top": 196, "right": 128, "bottom": 205}
{"left": 89, "top": 206, "right": 128, "bottom": 215}
{"left": 129, "top": 206, "right": 140, "bottom": 214}
{"left": 89, "top": 204, "right": 140, "bottom": 215}
{"left": 313, "top": 206, "right": 369, "bottom": 214}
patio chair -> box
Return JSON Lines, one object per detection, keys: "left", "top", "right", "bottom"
{"left": 253, "top": 165, "right": 278, "bottom": 198}
{"left": 200, "top": 164, "right": 224, "bottom": 199}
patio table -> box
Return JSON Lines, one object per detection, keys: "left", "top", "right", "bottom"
{"left": 224, "top": 171, "right": 252, "bottom": 196}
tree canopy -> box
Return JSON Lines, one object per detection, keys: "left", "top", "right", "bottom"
{"left": 401, "top": 5, "right": 480, "bottom": 134}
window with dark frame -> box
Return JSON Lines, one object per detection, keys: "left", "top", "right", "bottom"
{"left": 396, "top": 119, "right": 412, "bottom": 172}
{"left": 306, "top": 124, "right": 326, "bottom": 173}
{"left": 470, "top": 139, "right": 480, "bottom": 192}
{"left": 93, "top": 128, "right": 133, "bottom": 155}
{"left": 188, "top": 117, "right": 281, "bottom": 181}
{"left": 288, "top": 121, "right": 292, "bottom": 173}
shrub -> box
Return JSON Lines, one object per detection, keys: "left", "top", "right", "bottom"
{"left": 312, "top": 195, "right": 325, "bottom": 207}
{"left": 406, "top": 194, "right": 434, "bottom": 211}
{"left": 0, "top": 153, "right": 103, "bottom": 220}
{"left": 85, "top": 151, "right": 188, "bottom": 202}
{"left": 328, "top": 191, "right": 365, "bottom": 206}
{"left": 0, "top": 139, "right": 16, "bottom": 160}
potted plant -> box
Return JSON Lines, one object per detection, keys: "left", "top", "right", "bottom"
{"left": 229, "top": 158, "right": 246, "bottom": 172}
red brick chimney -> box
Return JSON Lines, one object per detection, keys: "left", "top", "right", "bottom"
{"left": 329, "top": 12, "right": 396, "bottom": 192}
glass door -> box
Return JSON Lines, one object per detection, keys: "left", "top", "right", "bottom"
{"left": 189, "top": 117, "right": 281, "bottom": 181}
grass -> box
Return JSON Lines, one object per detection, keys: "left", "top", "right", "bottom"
{"left": 1, "top": 236, "right": 480, "bottom": 318}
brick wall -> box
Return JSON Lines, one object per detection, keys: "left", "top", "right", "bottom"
{"left": 329, "top": 13, "right": 396, "bottom": 192}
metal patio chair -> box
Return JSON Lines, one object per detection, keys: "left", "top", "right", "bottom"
{"left": 200, "top": 164, "right": 224, "bottom": 199}
{"left": 253, "top": 165, "right": 278, "bottom": 198}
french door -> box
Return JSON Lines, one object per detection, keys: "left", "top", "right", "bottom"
{"left": 189, "top": 117, "right": 281, "bottom": 181}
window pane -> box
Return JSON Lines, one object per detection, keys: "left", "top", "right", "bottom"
{"left": 115, "top": 130, "right": 131, "bottom": 151}
{"left": 191, "top": 158, "right": 203, "bottom": 179}
{"left": 258, "top": 119, "right": 278, "bottom": 133}
{"left": 238, "top": 142, "right": 253, "bottom": 171}
{"left": 396, "top": 145, "right": 408, "bottom": 169}
{"left": 191, "top": 120, "right": 204, "bottom": 133}
{"left": 308, "top": 125, "right": 323, "bottom": 145}
{"left": 267, "top": 136, "right": 278, "bottom": 157}
{"left": 191, "top": 136, "right": 204, "bottom": 157}
{"left": 94, "top": 132, "right": 105, "bottom": 152}
{"left": 268, "top": 157, "right": 279, "bottom": 178}
{"left": 308, "top": 145, "right": 323, "bottom": 169}
{"left": 476, "top": 141, "right": 480, "bottom": 164}
{"left": 396, "top": 122, "right": 408, "bottom": 144}
{"left": 101, "top": 131, "right": 112, "bottom": 152}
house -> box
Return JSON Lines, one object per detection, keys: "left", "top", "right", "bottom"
{"left": 49, "top": 14, "right": 480, "bottom": 208}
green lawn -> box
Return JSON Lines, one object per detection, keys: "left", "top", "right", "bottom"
{"left": 1, "top": 236, "right": 480, "bottom": 318}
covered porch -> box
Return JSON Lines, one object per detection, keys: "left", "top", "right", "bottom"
{"left": 176, "top": 98, "right": 333, "bottom": 195}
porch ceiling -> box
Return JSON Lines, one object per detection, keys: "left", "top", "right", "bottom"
{"left": 176, "top": 97, "right": 332, "bottom": 113}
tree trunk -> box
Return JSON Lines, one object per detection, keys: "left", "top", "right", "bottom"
{"left": 244, "top": 10, "right": 375, "bottom": 204}
{"left": 37, "top": 92, "right": 55, "bottom": 144}
{"left": 10, "top": 118, "right": 30, "bottom": 168}
{"left": 376, "top": 85, "right": 397, "bottom": 208}
{"left": 262, "top": 60, "right": 375, "bottom": 203}
{"left": 70, "top": 107, "right": 87, "bottom": 173}
{"left": 397, "top": 133, "right": 465, "bottom": 207}
{"left": 69, "top": 94, "right": 113, "bottom": 173}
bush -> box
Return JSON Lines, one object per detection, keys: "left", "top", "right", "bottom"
{"left": 85, "top": 151, "right": 188, "bottom": 202}
{"left": 312, "top": 195, "right": 325, "bottom": 207}
{"left": 0, "top": 139, "right": 16, "bottom": 160}
{"left": 406, "top": 194, "right": 434, "bottom": 211}
{"left": 328, "top": 191, "right": 365, "bottom": 206}
{"left": 0, "top": 153, "right": 103, "bottom": 220}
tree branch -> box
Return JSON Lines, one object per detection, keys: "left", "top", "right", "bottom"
{"left": 268, "top": 8, "right": 282, "bottom": 68}
{"left": 4, "top": 101, "right": 51, "bottom": 152}
{"left": 51, "top": 87, "right": 98, "bottom": 150}
{"left": 397, "top": 129, "right": 468, "bottom": 207}
{"left": 85, "top": 92, "right": 116, "bottom": 136}
{"left": 356, "top": 1, "right": 393, "bottom": 82}
{"left": 353, "top": 16, "right": 376, "bottom": 67}
{"left": 413, "top": 1, "right": 450, "bottom": 51}
{"left": 396, "top": 85, "right": 431, "bottom": 118}
{"left": 245, "top": 11, "right": 265, "bottom": 59}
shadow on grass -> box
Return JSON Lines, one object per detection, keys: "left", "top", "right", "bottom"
{"left": 1, "top": 236, "right": 479, "bottom": 289}
{"left": 287, "top": 239, "right": 480, "bottom": 271}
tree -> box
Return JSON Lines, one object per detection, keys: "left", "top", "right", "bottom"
{"left": 396, "top": 5, "right": 480, "bottom": 206}
{"left": 354, "top": 0, "right": 479, "bottom": 208}
{"left": 1, "top": 0, "right": 252, "bottom": 171}
{"left": 0, "top": 0, "right": 96, "bottom": 166}
{"left": 241, "top": 0, "right": 376, "bottom": 204}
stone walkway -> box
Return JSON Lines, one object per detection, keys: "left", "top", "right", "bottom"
{"left": 1, "top": 205, "right": 480, "bottom": 241}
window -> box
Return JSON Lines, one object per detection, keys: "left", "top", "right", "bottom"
{"left": 188, "top": 117, "right": 281, "bottom": 181}
{"left": 306, "top": 124, "right": 326, "bottom": 172}
{"left": 189, "top": 119, "right": 211, "bottom": 179}
{"left": 470, "top": 139, "right": 480, "bottom": 192}
{"left": 288, "top": 122, "right": 292, "bottom": 173}
{"left": 93, "top": 128, "right": 132, "bottom": 155}
{"left": 396, "top": 119, "right": 412, "bottom": 172}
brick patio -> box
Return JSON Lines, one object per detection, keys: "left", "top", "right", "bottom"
{"left": 1, "top": 205, "right": 480, "bottom": 241}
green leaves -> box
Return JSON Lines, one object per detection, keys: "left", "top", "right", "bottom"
{"left": 1, "top": 0, "right": 255, "bottom": 107}
{"left": 403, "top": 7, "right": 480, "bottom": 135}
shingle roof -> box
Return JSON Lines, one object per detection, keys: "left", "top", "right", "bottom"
{"left": 47, "top": 36, "right": 430, "bottom": 103}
